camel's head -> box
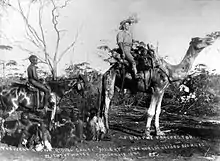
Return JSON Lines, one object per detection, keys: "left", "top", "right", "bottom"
{"left": 190, "top": 31, "right": 220, "bottom": 51}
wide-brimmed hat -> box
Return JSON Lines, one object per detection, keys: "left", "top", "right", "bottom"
{"left": 139, "top": 41, "right": 146, "bottom": 47}
{"left": 119, "top": 18, "right": 135, "bottom": 30}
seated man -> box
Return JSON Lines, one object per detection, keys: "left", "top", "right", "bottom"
{"left": 117, "top": 18, "right": 139, "bottom": 80}
{"left": 19, "top": 112, "right": 52, "bottom": 151}
{"left": 27, "top": 55, "right": 50, "bottom": 110}
{"left": 18, "top": 112, "right": 39, "bottom": 148}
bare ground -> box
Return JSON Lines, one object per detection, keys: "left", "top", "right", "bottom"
{"left": 0, "top": 105, "right": 220, "bottom": 161}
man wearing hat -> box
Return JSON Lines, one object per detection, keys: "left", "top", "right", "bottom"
{"left": 116, "top": 18, "right": 139, "bottom": 79}
{"left": 27, "top": 55, "right": 50, "bottom": 110}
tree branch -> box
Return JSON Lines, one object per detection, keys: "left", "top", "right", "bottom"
{"left": 5, "top": 0, "right": 76, "bottom": 78}
{"left": 59, "top": 0, "right": 72, "bottom": 9}
{"left": 24, "top": 32, "right": 42, "bottom": 49}
{"left": 7, "top": 0, "right": 43, "bottom": 50}
{"left": 17, "top": 0, "right": 44, "bottom": 48}
{"left": 9, "top": 0, "right": 52, "bottom": 63}
{"left": 38, "top": 0, "right": 49, "bottom": 62}
{"left": 26, "top": 0, "right": 32, "bottom": 20}
{"left": 39, "top": 54, "right": 54, "bottom": 74}
{"left": 38, "top": 0, "right": 46, "bottom": 46}
{"left": 51, "top": 0, "right": 60, "bottom": 62}
{"left": 15, "top": 44, "right": 34, "bottom": 54}
{"left": 57, "top": 31, "right": 79, "bottom": 63}
{"left": 50, "top": 0, "right": 74, "bottom": 63}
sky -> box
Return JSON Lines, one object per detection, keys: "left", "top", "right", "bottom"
{"left": 0, "top": 0, "right": 220, "bottom": 76}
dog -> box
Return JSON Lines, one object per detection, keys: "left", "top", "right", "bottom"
{"left": 2, "top": 112, "right": 52, "bottom": 151}
{"left": 52, "top": 116, "right": 78, "bottom": 148}
{"left": 19, "top": 113, "right": 52, "bottom": 151}
{"left": 85, "top": 108, "right": 105, "bottom": 141}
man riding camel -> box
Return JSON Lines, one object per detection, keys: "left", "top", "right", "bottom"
{"left": 116, "top": 17, "right": 139, "bottom": 79}
{"left": 27, "top": 55, "right": 50, "bottom": 110}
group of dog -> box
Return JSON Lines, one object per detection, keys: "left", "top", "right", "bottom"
{"left": 53, "top": 107, "right": 106, "bottom": 147}
{"left": 1, "top": 111, "right": 52, "bottom": 151}
{"left": 1, "top": 107, "right": 106, "bottom": 151}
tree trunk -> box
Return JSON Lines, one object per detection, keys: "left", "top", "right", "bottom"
{"left": 53, "top": 61, "right": 58, "bottom": 80}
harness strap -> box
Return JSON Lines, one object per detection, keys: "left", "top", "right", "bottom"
{"left": 143, "top": 68, "right": 153, "bottom": 92}
{"left": 122, "top": 42, "right": 132, "bottom": 47}
{"left": 156, "top": 66, "right": 177, "bottom": 84}
{"left": 120, "top": 59, "right": 126, "bottom": 94}
{"left": 0, "top": 94, "right": 7, "bottom": 112}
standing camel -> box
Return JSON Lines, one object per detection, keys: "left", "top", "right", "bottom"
{"left": 99, "top": 32, "right": 220, "bottom": 138}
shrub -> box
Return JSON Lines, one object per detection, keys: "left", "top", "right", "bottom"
{"left": 163, "top": 72, "right": 220, "bottom": 117}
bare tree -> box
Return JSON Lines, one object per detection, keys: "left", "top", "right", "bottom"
{"left": 4, "top": 0, "right": 79, "bottom": 79}
{"left": 0, "top": 0, "right": 9, "bottom": 8}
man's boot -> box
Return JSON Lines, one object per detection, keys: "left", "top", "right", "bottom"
{"left": 43, "top": 92, "right": 50, "bottom": 109}
{"left": 34, "top": 91, "right": 40, "bottom": 111}
{"left": 132, "top": 62, "right": 140, "bottom": 80}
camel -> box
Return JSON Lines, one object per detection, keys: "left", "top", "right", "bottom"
{"left": 99, "top": 32, "right": 220, "bottom": 138}
{"left": 0, "top": 76, "right": 86, "bottom": 137}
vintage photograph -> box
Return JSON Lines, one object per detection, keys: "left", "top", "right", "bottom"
{"left": 0, "top": 0, "right": 220, "bottom": 160}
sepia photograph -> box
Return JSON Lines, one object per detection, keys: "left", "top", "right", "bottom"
{"left": 0, "top": 0, "right": 220, "bottom": 160}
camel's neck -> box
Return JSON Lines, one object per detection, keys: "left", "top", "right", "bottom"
{"left": 162, "top": 45, "right": 201, "bottom": 81}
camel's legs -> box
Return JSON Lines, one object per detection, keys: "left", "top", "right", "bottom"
{"left": 101, "top": 72, "right": 116, "bottom": 134}
{"left": 104, "top": 95, "right": 111, "bottom": 131}
{"left": 145, "top": 93, "right": 158, "bottom": 137}
{"left": 104, "top": 81, "right": 115, "bottom": 132}
{"left": 0, "top": 119, "right": 5, "bottom": 139}
{"left": 154, "top": 91, "right": 165, "bottom": 135}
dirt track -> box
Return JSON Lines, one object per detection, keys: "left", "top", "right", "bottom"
{"left": 0, "top": 105, "right": 220, "bottom": 161}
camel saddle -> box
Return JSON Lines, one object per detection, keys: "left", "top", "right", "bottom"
{"left": 11, "top": 82, "right": 46, "bottom": 110}
{"left": 26, "top": 82, "right": 45, "bottom": 109}
{"left": 111, "top": 45, "right": 156, "bottom": 78}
